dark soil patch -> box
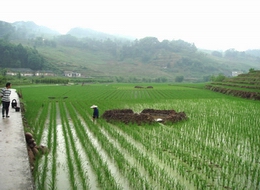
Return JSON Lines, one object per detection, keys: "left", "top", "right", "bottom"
{"left": 205, "top": 85, "right": 260, "bottom": 100}
{"left": 102, "top": 109, "right": 187, "bottom": 125}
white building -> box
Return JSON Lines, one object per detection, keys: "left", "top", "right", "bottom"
{"left": 232, "top": 71, "right": 243, "bottom": 77}
{"left": 64, "top": 71, "right": 81, "bottom": 77}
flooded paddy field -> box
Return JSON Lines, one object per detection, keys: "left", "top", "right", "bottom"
{"left": 19, "top": 83, "right": 260, "bottom": 189}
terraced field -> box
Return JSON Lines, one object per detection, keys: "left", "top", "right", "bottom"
{"left": 18, "top": 83, "right": 260, "bottom": 189}
{"left": 206, "top": 70, "right": 260, "bottom": 100}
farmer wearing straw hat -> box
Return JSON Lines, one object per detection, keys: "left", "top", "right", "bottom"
{"left": 90, "top": 105, "right": 99, "bottom": 123}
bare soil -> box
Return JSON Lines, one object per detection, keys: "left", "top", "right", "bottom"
{"left": 205, "top": 85, "right": 260, "bottom": 100}
{"left": 102, "top": 109, "right": 187, "bottom": 125}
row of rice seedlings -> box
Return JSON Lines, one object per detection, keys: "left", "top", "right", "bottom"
{"left": 61, "top": 102, "right": 89, "bottom": 190}
{"left": 82, "top": 116, "right": 157, "bottom": 189}
{"left": 97, "top": 126, "right": 159, "bottom": 189}
{"left": 141, "top": 118, "right": 252, "bottom": 189}
{"left": 132, "top": 99, "right": 260, "bottom": 189}
{"left": 35, "top": 102, "right": 55, "bottom": 189}
{"left": 21, "top": 84, "right": 260, "bottom": 189}
{"left": 72, "top": 101, "right": 148, "bottom": 189}
{"left": 32, "top": 102, "right": 50, "bottom": 188}
{"left": 100, "top": 121, "right": 188, "bottom": 189}
{"left": 49, "top": 102, "right": 58, "bottom": 189}
{"left": 85, "top": 88, "right": 260, "bottom": 189}
{"left": 143, "top": 124, "right": 223, "bottom": 183}
{"left": 115, "top": 113, "right": 228, "bottom": 189}
{"left": 22, "top": 101, "right": 45, "bottom": 132}
{"left": 21, "top": 99, "right": 49, "bottom": 144}
{"left": 59, "top": 101, "right": 79, "bottom": 189}
{"left": 118, "top": 123, "right": 200, "bottom": 189}
{"left": 128, "top": 124, "right": 230, "bottom": 189}
{"left": 96, "top": 118, "right": 190, "bottom": 189}
{"left": 65, "top": 102, "right": 121, "bottom": 189}
{"left": 86, "top": 121, "right": 144, "bottom": 189}
{"left": 186, "top": 100, "right": 260, "bottom": 189}
{"left": 34, "top": 102, "right": 51, "bottom": 145}
{"left": 66, "top": 114, "right": 103, "bottom": 189}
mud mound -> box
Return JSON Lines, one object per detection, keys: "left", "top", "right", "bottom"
{"left": 205, "top": 85, "right": 260, "bottom": 100}
{"left": 102, "top": 109, "right": 187, "bottom": 125}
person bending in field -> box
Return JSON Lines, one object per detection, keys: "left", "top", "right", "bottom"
{"left": 1, "top": 82, "right": 12, "bottom": 118}
{"left": 91, "top": 105, "right": 99, "bottom": 123}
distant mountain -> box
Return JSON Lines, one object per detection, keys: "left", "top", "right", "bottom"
{"left": 0, "top": 20, "right": 60, "bottom": 40}
{"left": 12, "top": 21, "right": 60, "bottom": 39}
{"left": 246, "top": 49, "right": 260, "bottom": 58}
{"left": 12, "top": 21, "right": 60, "bottom": 36}
{"left": 1, "top": 20, "right": 260, "bottom": 82}
{"left": 0, "top": 21, "right": 15, "bottom": 38}
{"left": 67, "top": 27, "right": 134, "bottom": 41}
{"left": 1, "top": 20, "right": 134, "bottom": 41}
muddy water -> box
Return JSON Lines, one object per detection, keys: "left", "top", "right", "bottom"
{"left": 77, "top": 115, "right": 132, "bottom": 190}
{"left": 99, "top": 127, "right": 161, "bottom": 188}
{"left": 55, "top": 124, "right": 71, "bottom": 190}
{"left": 55, "top": 102, "right": 132, "bottom": 190}
{"left": 38, "top": 103, "right": 193, "bottom": 189}
{"left": 67, "top": 120, "right": 98, "bottom": 190}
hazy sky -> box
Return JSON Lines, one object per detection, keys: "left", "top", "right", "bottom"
{"left": 1, "top": 0, "right": 260, "bottom": 51}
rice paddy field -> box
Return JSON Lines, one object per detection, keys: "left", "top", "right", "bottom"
{"left": 17, "top": 83, "right": 260, "bottom": 190}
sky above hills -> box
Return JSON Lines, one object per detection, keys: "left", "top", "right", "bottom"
{"left": 1, "top": 0, "right": 260, "bottom": 51}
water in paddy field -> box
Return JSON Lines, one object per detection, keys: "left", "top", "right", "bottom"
{"left": 55, "top": 124, "right": 70, "bottom": 189}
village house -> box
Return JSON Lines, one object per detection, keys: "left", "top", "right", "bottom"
{"left": 64, "top": 71, "right": 81, "bottom": 77}
{"left": 232, "top": 71, "right": 243, "bottom": 77}
{"left": 35, "top": 70, "right": 55, "bottom": 76}
{"left": 6, "top": 68, "right": 34, "bottom": 76}
{"left": 6, "top": 68, "right": 55, "bottom": 77}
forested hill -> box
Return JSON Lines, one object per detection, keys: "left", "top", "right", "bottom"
{"left": 0, "top": 39, "right": 55, "bottom": 71}
{"left": 1, "top": 20, "right": 260, "bottom": 81}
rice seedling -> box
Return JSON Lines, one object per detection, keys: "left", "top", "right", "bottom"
{"left": 17, "top": 83, "right": 260, "bottom": 190}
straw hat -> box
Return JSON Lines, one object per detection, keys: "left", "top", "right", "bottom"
{"left": 90, "top": 105, "right": 98, "bottom": 108}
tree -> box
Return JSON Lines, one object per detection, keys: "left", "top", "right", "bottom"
{"left": 203, "top": 75, "right": 211, "bottom": 82}
{"left": 1, "top": 68, "right": 7, "bottom": 76}
{"left": 212, "top": 74, "right": 226, "bottom": 82}
{"left": 224, "top": 49, "right": 238, "bottom": 58}
{"left": 175, "top": 76, "right": 184, "bottom": 82}
{"left": 211, "top": 51, "right": 222, "bottom": 57}
{"left": 27, "top": 51, "right": 43, "bottom": 70}
{"left": 249, "top": 68, "right": 255, "bottom": 72}
{"left": 17, "top": 72, "right": 21, "bottom": 79}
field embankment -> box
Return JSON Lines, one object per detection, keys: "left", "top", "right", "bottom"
{"left": 206, "top": 70, "right": 260, "bottom": 100}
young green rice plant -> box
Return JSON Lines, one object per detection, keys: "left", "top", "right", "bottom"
{"left": 101, "top": 122, "right": 191, "bottom": 189}
{"left": 65, "top": 101, "right": 122, "bottom": 189}
{"left": 34, "top": 104, "right": 50, "bottom": 145}
{"left": 50, "top": 102, "right": 57, "bottom": 190}
{"left": 35, "top": 102, "right": 55, "bottom": 189}
{"left": 61, "top": 102, "right": 90, "bottom": 190}
{"left": 20, "top": 83, "right": 260, "bottom": 189}
{"left": 73, "top": 101, "right": 154, "bottom": 189}
{"left": 58, "top": 101, "right": 78, "bottom": 189}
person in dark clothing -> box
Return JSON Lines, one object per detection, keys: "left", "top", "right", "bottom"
{"left": 91, "top": 105, "right": 99, "bottom": 123}
{"left": 1, "top": 82, "right": 12, "bottom": 118}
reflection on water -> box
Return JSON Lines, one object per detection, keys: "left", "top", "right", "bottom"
{"left": 56, "top": 124, "right": 71, "bottom": 190}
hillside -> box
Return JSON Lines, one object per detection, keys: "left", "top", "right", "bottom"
{"left": 205, "top": 70, "right": 260, "bottom": 100}
{"left": 1, "top": 20, "right": 260, "bottom": 82}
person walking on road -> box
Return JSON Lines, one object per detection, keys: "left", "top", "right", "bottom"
{"left": 91, "top": 105, "right": 99, "bottom": 123}
{"left": 1, "top": 82, "right": 12, "bottom": 118}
